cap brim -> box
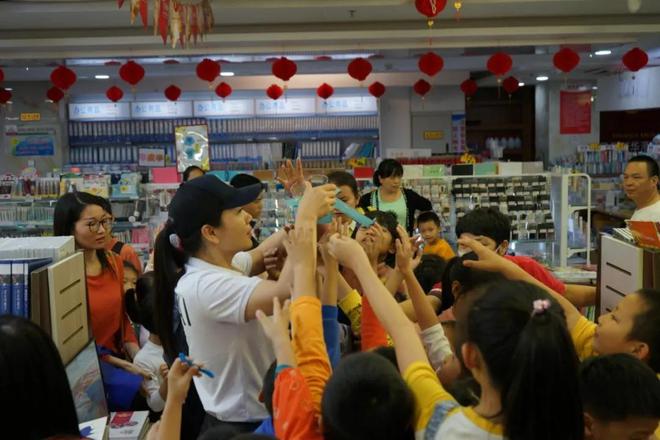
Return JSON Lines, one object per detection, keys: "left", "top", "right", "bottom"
{"left": 223, "top": 183, "right": 263, "bottom": 209}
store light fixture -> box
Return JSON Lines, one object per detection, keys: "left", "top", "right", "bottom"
{"left": 594, "top": 50, "right": 612, "bottom": 56}
{"left": 592, "top": 86, "right": 598, "bottom": 90}
{"left": 518, "top": 82, "right": 525, "bottom": 87}
{"left": 536, "top": 75, "right": 549, "bottom": 82}
{"left": 25, "top": 67, "right": 29, "bottom": 71}
{"left": 95, "top": 74, "right": 110, "bottom": 79}
{"left": 5, "top": 88, "right": 12, "bottom": 91}
{"left": 220, "top": 71, "right": 235, "bottom": 77}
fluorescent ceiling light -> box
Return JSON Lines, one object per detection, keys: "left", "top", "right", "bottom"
{"left": 518, "top": 82, "right": 525, "bottom": 87}
{"left": 5, "top": 88, "right": 12, "bottom": 91}
{"left": 592, "top": 86, "right": 598, "bottom": 90}
{"left": 536, "top": 76, "right": 549, "bottom": 82}
{"left": 594, "top": 50, "right": 612, "bottom": 56}
{"left": 220, "top": 71, "right": 235, "bottom": 77}
{"left": 95, "top": 74, "right": 110, "bottom": 79}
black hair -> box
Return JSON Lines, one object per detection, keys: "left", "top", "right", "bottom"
{"left": 154, "top": 187, "right": 225, "bottom": 359}
{"left": 322, "top": 352, "right": 414, "bottom": 440}
{"left": 182, "top": 165, "right": 205, "bottom": 182}
{"left": 416, "top": 211, "right": 441, "bottom": 228}
{"left": 97, "top": 196, "right": 113, "bottom": 217}
{"left": 353, "top": 210, "right": 400, "bottom": 268}
{"left": 196, "top": 425, "right": 240, "bottom": 440}
{"left": 261, "top": 361, "right": 277, "bottom": 417}
{"left": 327, "top": 170, "right": 359, "bottom": 199}
{"left": 230, "top": 173, "right": 264, "bottom": 189}
{"left": 122, "top": 260, "right": 138, "bottom": 275}
{"left": 457, "top": 280, "right": 583, "bottom": 440}
{"left": 629, "top": 288, "right": 660, "bottom": 373}
{"left": 441, "top": 252, "right": 505, "bottom": 305}
{"left": 580, "top": 353, "right": 660, "bottom": 422}
{"left": 414, "top": 254, "right": 446, "bottom": 293}
{"left": 373, "top": 159, "right": 403, "bottom": 187}
{"left": 0, "top": 316, "right": 80, "bottom": 440}
{"left": 455, "top": 207, "right": 511, "bottom": 247}
{"left": 53, "top": 192, "right": 111, "bottom": 273}
{"left": 627, "top": 155, "right": 660, "bottom": 187}
{"left": 125, "top": 272, "right": 157, "bottom": 335}
{"left": 233, "top": 435, "right": 276, "bottom": 440}
{"left": 372, "top": 345, "right": 398, "bottom": 367}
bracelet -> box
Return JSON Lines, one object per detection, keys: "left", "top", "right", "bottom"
{"left": 275, "top": 364, "right": 292, "bottom": 375}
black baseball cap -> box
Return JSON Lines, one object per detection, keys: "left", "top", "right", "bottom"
{"left": 169, "top": 174, "right": 262, "bottom": 238}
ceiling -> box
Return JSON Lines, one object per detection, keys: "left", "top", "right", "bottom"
{"left": 0, "top": 0, "right": 658, "bottom": 86}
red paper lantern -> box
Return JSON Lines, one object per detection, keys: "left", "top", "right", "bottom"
{"left": 413, "top": 79, "right": 432, "bottom": 98}
{"left": 418, "top": 52, "right": 444, "bottom": 77}
{"left": 415, "top": 0, "right": 447, "bottom": 25}
{"left": 0, "top": 87, "right": 11, "bottom": 104}
{"left": 553, "top": 48, "right": 580, "bottom": 74}
{"left": 502, "top": 76, "right": 520, "bottom": 95}
{"left": 317, "top": 83, "right": 334, "bottom": 100}
{"left": 266, "top": 84, "right": 283, "bottom": 100}
{"left": 0, "top": 68, "right": 4, "bottom": 82}
{"left": 487, "top": 52, "right": 513, "bottom": 77}
{"left": 163, "top": 59, "right": 180, "bottom": 65}
{"left": 215, "top": 82, "right": 232, "bottom": 99}
{"left": 368, "top": 81, "right": 386, "bottom": 98}
{"left": 315, "top": 55, "right": 332, "bottom": 61}
{"left": 196, "top": 58, "right": 221, "bottom": 83}
{"left": 50, "top": 65, "right": 77, "bottom": 91}
{"left": 622, "top": 47, "right": 649, "bottom": 72}
{"left": 106, "top": 86, "right": 124, "bottom": 102}
{"left": 47, "top": 87, "right": 64, "bottom": 103}
{"left": 272, "top": 57, "right": 297, "bottom": 82}
{"left": 348, "top": 58, "right": 373, "bottom": 82}
{"left": 460, "top": 79, "right": 478, "bottom": 97}
{"left": 119, "top": 60, "right": 145, "bottom": 86}
{"left": 164, "top": 85, "right": 181, "bottom": 101}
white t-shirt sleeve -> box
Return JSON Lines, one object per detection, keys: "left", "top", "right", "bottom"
{"left": 195, "top": 271, "right": 262, "bottom": 324}
{"left": 133, "top": 350, "right": 166, "bottom": 413}
{"left": 231, "top": 251, "right": 253, "bottom": 276}
{"left": 421, "top": 323, "right": 453, "bottom": 373}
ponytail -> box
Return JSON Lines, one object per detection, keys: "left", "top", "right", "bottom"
{"left": 372, "top": 169, "right": 381, "bottom": 187}
{"left": 462, "top": 281, "right": 583, "bottom": 440}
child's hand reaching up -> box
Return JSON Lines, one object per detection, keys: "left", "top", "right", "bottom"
{"left": 328, "top": 234, "right": 370, "bottom": 271}
{"left": 296, "top": 182, "right": 337, "bottom": 223}
{"left": 395, "top": 225, "right": 416, "bottom": 274}
{"left": 256, "top": 297, "right": 296, "bottom": 368}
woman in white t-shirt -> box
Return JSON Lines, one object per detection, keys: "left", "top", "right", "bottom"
{"left": 153, "top": 174, "right": 335, "bottom": 435}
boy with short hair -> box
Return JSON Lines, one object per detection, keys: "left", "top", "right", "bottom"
{"left": 416, "top": 211, "right": 455, "bottom": 262}
{"left": 580, "top": 354, "right": 660, "bottom": 440}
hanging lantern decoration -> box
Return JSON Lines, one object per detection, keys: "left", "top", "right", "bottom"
{"left": 413, "top": 79, "right": 432, "bottom": 98}
{"left": 460, "top": 78, "right": 478, "bottom": 99}
{"left": 315, "top": 55, "right": 333, "bottom": 61}
{"left": 0, "top": 87, "right": 11, "bottom": 105}
{"left": 50, "top": 65, "right": 77, "bottom": 91}
{"left": 119, "top": 60, "right": 145, "bottom": 90}
{"left": 502, "top": 76, "right": 520, "bottom": 97}
{"left": 196, "top": 58, "right": 221, "bottom": 85}
{"left": 0, "top": 68, "right": 4, "bottom": 82}
{"left": 347, "top": 57, "right": 373, "bottom": 83}
{"left": 105, "top": 60, "right": 121, "bottom": 66}
{"left": 418, "top": 52, "right": 444, "bottom": 77}
{"left": 215, "top": 82, "right": 232, "bottom": 100}
{"left": 415, "top": 0, "right": 447, "bottom": 28}
{"left": 164, "top": 85, "right": 181, "bottom": 101}
{"left": 487, "top": 52, "right": 513, "bottom": 78}
{"left": 453, "top": 1, "right": 463, "bottom": 20}
{"left": 106, "top": 86, "right": 124, "bottom": 103}
{"left": 46, "top": 87, "right": 65, "bottom": 103}
{"left": 368, "top": 81, "right": 386, "bottom": 99}
{"left": 272, "top": 57, "right": 298, "bottom": 82}
{"left": 266, "top": 84, "right": 284, "bottom": 100}
{"left": 552, "top": 48, "right": 580, "bottom": 74}
{"left": 622, "top": 47, "right": 649, "bottom": 78}
{"left": 317, "top": 83, "right": 334, "bottom": 101}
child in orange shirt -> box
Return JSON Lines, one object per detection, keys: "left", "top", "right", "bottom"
{"left": 417, "top": 211, "right": 455, "bottom": 262}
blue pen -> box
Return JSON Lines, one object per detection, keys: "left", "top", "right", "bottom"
{"left": 178, "top": 353, "right": 215, "bottom": 378}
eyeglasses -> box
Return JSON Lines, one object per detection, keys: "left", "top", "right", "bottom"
{"left": 85, "top": 218, "right": 113, "bottom": 233}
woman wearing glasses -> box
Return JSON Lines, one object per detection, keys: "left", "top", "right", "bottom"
{"left": 54, "top": 192, "right": 149, "bottom": 410}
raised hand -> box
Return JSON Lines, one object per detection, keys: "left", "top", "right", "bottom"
{"left": 328, "top": 234, "right": 369, "bottom": 270}
{"left": 256, "top": 297, "right": 291, "bottom": 343}
{"left": 395, "top": 225, "right": 416, "bottom": 274}
{"left": 167, "top": 358, "right": 201, "bottom": 405}
{"left": 283, "top": 224, "right": 317, "bottom": 269}
{"left": 457, "top": 237, "right": 519, "bottom": 276}
{"left": 297, "top": 182, "right": 337, "bottom": 222}
{"left": 276, "top": 158, "right": 305, "bottom": 195}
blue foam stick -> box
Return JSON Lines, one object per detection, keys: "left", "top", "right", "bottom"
{"left": 178, "top": 352, "right": 215, "bottom": 378}
{"left": 334, "top": 198, "right": 374, "bottom": 227}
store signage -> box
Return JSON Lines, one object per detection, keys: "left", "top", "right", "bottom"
{"left": 69, "top": 103, "right": 131, "bottom": 121}
{"left": 423, "top": 130, "right": 444, "bottom": 140}
{"left": 6, "top": 125, "right": 56, "bottom": 157}
{"left": 255, "top": 97, "right": 316, "bottom": 116}
{"left": 131, "top": 101, "right": 193, "bottom": 119}
{"left": 560, "top": 91, "right": 591, "bottom": 135}
{"left": 318, "top": 96, "right": 377, "bottom": 114}
{"left": 138, "top": 148, "right": 166, "bottom": 167}
{"left": 20, "top": 112, "right": 41, "bottom": 122}
{"left": 193, "top": 99, "right": 255, "bottom": 117}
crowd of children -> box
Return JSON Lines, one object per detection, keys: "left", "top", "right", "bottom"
{"left": 4, "top": 158, "right": 660, "bottom": 440}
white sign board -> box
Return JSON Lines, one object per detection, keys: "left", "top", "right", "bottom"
{"left": 318, "top": 96, "right": 377, "bottom": 114}
{"left": 193, "top": 99, "right": 255, "bottom": 117}
{"left": 69, "top": 103, "right": 131, "bottom": 121}
{"left": 131, "top": 101, "right": 193, "bottom": 119}
{"left": 255, "top": 98, "right": 316, "bottom": 116}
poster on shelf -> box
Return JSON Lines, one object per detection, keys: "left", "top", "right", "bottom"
{"left": 138, "top": 148, "right": 166, "bottom": 167}
{"left": 451, "top": 113, "right": 466, "bottom": 153}
{"left": 175, "top": 125, "right": 210, "bottom": 172}
{"left": 5, "top": 125, "right": 56, "bottom": 157}
{"left": 69, "top": 103, "right": 130, "bottom": 121}
{"left": 255, "top": 98, "right": 316, "bottom": 116}
{"left": 318, "top": 96, "right": 377, "bottom": 114}
{"left": 560, "top": 90, "right": 591, "bottom": 134}
{"left": 132, "top": 101, "right": 193, "bottom": 119}
{"left": 194, "top": 99, "right": 255, "bottom": 117}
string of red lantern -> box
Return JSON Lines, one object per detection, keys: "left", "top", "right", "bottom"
{"left": 215, "top": 82, "right": 232, "bottom": 100}
{"left": 317, "top": 83, "right": 334, "bottom": 100}
{"left": 164, "top": 85, "right": 181, "bottom": 101}
{"left": 368, "top": 81, "right": 386, "bottom": 99}
{"left": 622, "top": 47, "right": 648, "bottom": 78}
{"left": 415, "top": 0, "right": 447, "bottom": 28}
{"left": 266, "top": 84, "right": 283, "bottom": 100}
{"left": 487, "top": 52, "right": 513, "bottom": 78}
{"left": 553, "top": 48, "right": 580, "bottom": 74}
{"left": 0, "top": 88, "right": 11, "bottom": 105}
{"left": 502, "top": 76, "right": 520, "bottom": 98}
{"left": 50, "top": 65, "right": 77, "bottom": 91}
{"left": 196, "top": 58, "right": 220, "bottom": 85}
{"left": 0, "top": 68, "right": 4, "bottom": 82}
{"left": 272, "top": 57, "right": 297, "bottom": 82}
{"left": 413, "top": 79, "right": 432, "bottom": 98}
{"left": 47, "top": 87, "right": 65, "bottom": 103}
{"left": 119, "top": 60, "right": 145, "bottom": 89}
{"left": 419, "top": 52, "right": 444, "bottom": 77}
{"left": 348, "top": 58, "right": 373, "bottom": 83}
{"left": 106, "top": 86, "right": 124, "bottom": 103}
{"left": 460, "top": 78, "right": 478, "bottom": 99}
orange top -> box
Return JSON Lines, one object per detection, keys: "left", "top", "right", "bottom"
{"left": 423, "top": 238, "right": 455, "bottom": 262}
{"left": 106, "top": 237, "right": 143, "bottom": 275}
{"left": 361, "top": 295, "right": 388, "bottom": 351}
{"left": 86, "top": 253, "right": 137, "bottom": 354}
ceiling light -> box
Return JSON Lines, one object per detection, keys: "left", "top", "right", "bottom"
{"left": 594, "top": 50, "right": 612, "bottom": 56}
{"left": 25, "top": 67, "right": 29, "bottom": 71}
{"left": 592, "top": 86, "right": 598, "bottom": 90}
{"left": 536, "top": 76, "right": 549, "bottom": 82}
{"left": 95, "top": 74, "right": 110, "bottom": 79}
{"left": 518, "top": 82, "right": 525, "bottom": 87}
{"left": 220, "top": 72, "right": 235, "bottom": 77}
{"left": 5, "top": 88, "right": 12, "bottom": 91}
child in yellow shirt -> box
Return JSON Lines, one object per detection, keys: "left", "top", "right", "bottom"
{"left": 417, "top": 211, "right": 455, "bottom": 262}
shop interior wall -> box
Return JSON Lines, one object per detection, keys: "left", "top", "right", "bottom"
{"left": 0, "top": 82, "right": 68, "bottom": 175}
{"left": 596, "top": 66, "right": 660, "bottom": 112}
